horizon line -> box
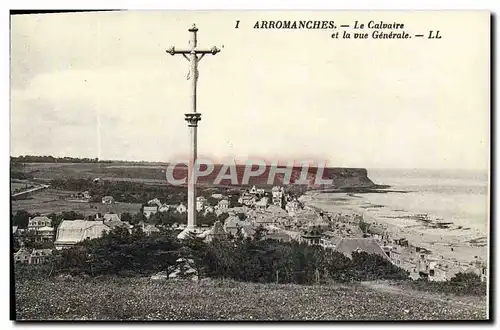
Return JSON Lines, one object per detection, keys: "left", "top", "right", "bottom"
{"left": 10, "top": 154, "right": 489, "bottom": 172}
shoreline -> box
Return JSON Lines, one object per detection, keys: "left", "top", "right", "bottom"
{"left": 299, "top": 191, "right": 487, "bottom": 266}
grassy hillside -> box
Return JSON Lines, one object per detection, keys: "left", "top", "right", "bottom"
{"left": 12, "top": 162, "right": 376, "bottom": 189}
{"left": 14, "top": 276, "right": 487, "bottom": 321}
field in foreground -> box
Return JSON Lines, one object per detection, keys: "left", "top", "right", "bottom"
{"left": 14, "top": 276, "right": 487, "bottom": 321}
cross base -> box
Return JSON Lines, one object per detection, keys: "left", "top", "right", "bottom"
{"left": 177, "top": 226, "right": 206, "bottom": 240}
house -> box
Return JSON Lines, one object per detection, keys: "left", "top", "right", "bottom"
{"left": 249, "top": 185, "right": 257, "bottom": 194}
{"left": 102, "top": 196, "right": 115, "bottom": 204}
{"left": 30, "top": 249, "right": 53, "bottom": 265}
{"left": 27, "top": 216, "right": 52, "bottom": 231}
{"left": 103, "top": 214, "right": 131, "bottom": 231}
{"left": 238, "top": 194, "right": 256, "bottom": 207}
{"left": 255, "top": 197, "right": 269, "bottom": 209}
{"left": 204, "top": 206, "right": 215, "bottom": 215}
{"left": 37, "top": 226, "right": 55, "bottom": 242}
{"left": 75, "top": 191, "right": 91, "bottom": 200}
{"left": 103, "top": 213, "right": 121, "bottom": 222}
{"left": 254, "top": 214, "right": 276, "bottom": 226}
{"left": 285, "top": 200, "right": 300, "bottom": 216}
{"left": 143, "top": 206, "right": 159, "bottom": 219}
{"left": 301, "top": 230, "right": 322, "bottom": 245}
{"left": 334, "top": 238, "right": 392, "bottom": 262}
{"left": 148, "top": 198, "right": 162, "bottom": 207}
{"left": 159, "top": 204, "right": 170, "bottom": 212}
{"left": 176, "top": 203, "right": 187, "bottom": 213}
{"left": 197, "top": 221, "right": 226, "bottom": 242}
{"left": 142, "top": 223, "right": 160, "bottom": 236}
{"left": 14, "top": 248, "right": 52, "bottom": 264}
{"left": 196, "top": 196, "right": 208, "bottom": 212}
{"left": 14, "top": 248, "right": 31, "bottom": 264}
{"left": 320, "top": 238, "right": 336, "bottom": 249}
{"left": 263, "top": 232, "right": 292, "bottom": 243}
{"left": 307, "top": 216, "right": 330, "bottom": 231}
{"left": 381, "top": 245, "right": 393, "bottom": 258}
{"left": 54, "top": 220, "right": 111, "bottom": 250}
{"left": 223, "top": 215, "right": 252, "bottom": 236}
{"left": 217, "top": 199, "right": 230, "bottom": 211}
{"left": 271, "top": 186, "right": 285, "bottom": 208}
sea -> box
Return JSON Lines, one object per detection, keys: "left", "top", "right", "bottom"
{"left": 362, "top": 168, "right": 490, "bottom": 235}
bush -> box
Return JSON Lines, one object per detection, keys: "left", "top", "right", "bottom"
{"left": 350, "top": 251, "right": 409, "bottom": 281}
{"left": 52, "top": 228, "right": 182, "bottom": 277}
{"left": 401, "top": 272, "right": 486, "bottom": 296}
{"left": 25, "top": 228, "right": 409, "bottom": 286}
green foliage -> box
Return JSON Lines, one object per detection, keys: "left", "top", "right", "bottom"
{"left": 11, "top": 170, "right": 33, "bottom": 180}
{"left": 402, "top": 272, "right": 486, "bottom": 296}
{"left": 12, "top": 210, "right": 31, "bottom": 229}
{"left": 253, "top": 225, "right": 267, "bottom": 241}
{"left": 22, "top": 232, "right": 54, "bottom": 250}
{"left": 359, "top": 219, "right": 370, "bottom": 234}
{"left": 350, "top": 251, "right": 409, "bottom": 281}
{"left": 121, "top": 212, "right": 133, "bottom": 223}
{"left": 28, "top": 228, "right": 408, "bottom": 286}
{"left": 148, "top": 210, "right": 186, "bottom": 227}
{"left": 52, "top": 228, "right": 182, "bottom": 277}
{"left": 218, "top": 212, "right": 229, "bottom": 221}
{"left": 202, "top": 239, "right": 408, "bottom": 284}
{"left": 11, "top": 155, "right": 100, "bottom": 163}
{"left": 450, "top": 272, "right": 482, "bottom": 284}
{"left": 131, "top": 212, "right": 145, "bottom": 225}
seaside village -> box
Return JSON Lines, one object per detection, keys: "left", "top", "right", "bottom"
{"left": 13, "top": 185, "right": 486, "bottom": 282}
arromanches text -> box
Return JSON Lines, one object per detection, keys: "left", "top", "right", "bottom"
{"left": 254, "top": 20, "right": 336, "bottom": 29}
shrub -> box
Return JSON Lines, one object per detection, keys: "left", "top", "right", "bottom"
{"left": 24, "top": 228, "right": 410, "bottom": 286}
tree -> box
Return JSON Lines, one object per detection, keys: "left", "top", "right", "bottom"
{"left": 12, "top": 210, "right": 31, "bottom": 229}
{"left": 61, "top": 211, "right": 85, "bottom": 220}
{"left": 131, "top": 212, "right": 144, "bottom": 225}
{"left": 218, "top": 212, "right": 229, "bottom": 222}
{"left": 47, "top": 213, "right": 63, "bottom": 230}
{"left": 22, "top": 230, "right": 55, "bottom": 250}
{"left": 121, "top": 212, "right": 132, "bottom": 223}
{"left": 254, "top": 225, "right": 267, "bottom": 241}
{"left": 450, "top": 272, "right": 482, "bottom": 284}
{"left": 359, "top": 219, "right": 370, "bottom": 234}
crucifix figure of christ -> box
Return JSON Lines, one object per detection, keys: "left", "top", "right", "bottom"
{"left": 166, "top": 24, "right": 221, "bottom": 233}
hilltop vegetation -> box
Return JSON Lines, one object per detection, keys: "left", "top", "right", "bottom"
{"left": 11, "top": 155, "right": 102, "bottom": 163}
{"left": 20, "top": 227, "right": 408, "bottom": 284}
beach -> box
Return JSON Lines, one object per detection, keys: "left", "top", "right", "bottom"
{"left": 300, "top": 168, "right": 489, "bottom": 267}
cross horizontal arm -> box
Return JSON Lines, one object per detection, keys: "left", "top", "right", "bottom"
{"left": 166, "top": 46, "right": 221, "bottom": 56}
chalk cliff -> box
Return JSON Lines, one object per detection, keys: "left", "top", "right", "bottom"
{"left": 180, "top": 165, "right": 378, "bottom": 189}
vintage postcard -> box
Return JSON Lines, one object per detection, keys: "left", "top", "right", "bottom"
{"left": 10, "top": 10, "right": 490, "bottom": 321}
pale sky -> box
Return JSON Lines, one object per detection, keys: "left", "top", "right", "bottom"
{"left": 10, "top": 11, "right": 490, "bottom": 169}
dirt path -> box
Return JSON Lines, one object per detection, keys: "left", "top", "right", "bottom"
{"left": 360, "top": 281, "right": 487, "bottom": 310}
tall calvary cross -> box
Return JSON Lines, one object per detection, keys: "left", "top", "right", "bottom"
{"left": 166, "top": 24, "right": 221, "bottom": 232}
